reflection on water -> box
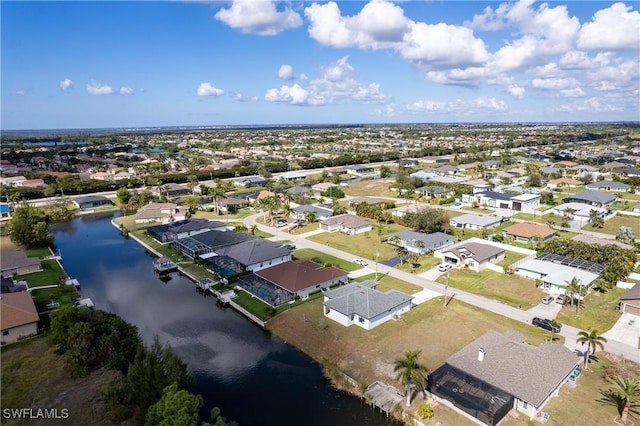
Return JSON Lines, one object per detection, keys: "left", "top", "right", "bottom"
{"left": 50, "top": 214, "right": 394, "bottom": 426}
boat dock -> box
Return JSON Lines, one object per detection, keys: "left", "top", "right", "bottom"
{"left": 196, "top": 278, "right": 215, "bottom": 290}
{"left": 153, "top": 257, "right": 178, "bottom": 273}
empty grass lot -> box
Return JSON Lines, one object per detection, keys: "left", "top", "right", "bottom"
{"left": 582, "top": 213, "right": 640, "bottom": 236}
{"left": 353, "top": 273, "right": 423, "bottom": 295}
{"left": 555, "top": 287, "right": 626, "bottom": 331}
{"left": 309, "top": 230, "right": 401, "bottom": 261}
{"left": 436, "top": 269, "right": 544, "bottom": 309}
{"left": 342, "top": 179, "right": 397, "bottom": 198}
{"left": 292, "top": 248, "right": 360, "bottom": 272}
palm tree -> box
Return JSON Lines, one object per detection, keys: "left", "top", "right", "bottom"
{"left": 607, "top": 376, "right": 640, "bottom": 424}
{"left": 564, "top": 277, "right": 585, "bottom": 314}
{"left": 576, "top": 329, "right": 607, "bottom": 370}
{"left": 393, "top": 350, "right": 429, "bottom": 407}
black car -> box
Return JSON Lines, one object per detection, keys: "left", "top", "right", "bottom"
{"left": 531, "top": 317, "right": 561, "bottom": 333}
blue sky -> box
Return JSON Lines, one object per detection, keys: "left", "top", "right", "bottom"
{"left": 2, "top": 1, "right": 639, "bottom": 130}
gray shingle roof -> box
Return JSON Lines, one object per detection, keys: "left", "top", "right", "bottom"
{"left": 443, "top": 242, "right": 505, "bottom": 263}
{"left": 215, "top": 238, "right": 291, "bottom": 266}
{"left": 563, "top": 190, "right": 616, "bottom": 205}
{"left": 446, "top": 331, "right": 579, "bottom": 406}
{"left": 451, "top": 213, "right": 502, "bottom": 227}
{"left": 323, "top": 281, "right": 413, "bottom": 320}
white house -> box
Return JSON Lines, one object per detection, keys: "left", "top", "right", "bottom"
{"left": 323, "top": 281, "right": 413, "bottom": 330}
{"left": 319, "top": 214, "right": 372, "bottom": 235}
{"left": 450, "top": 214, "right": 502, "bottom": 230}
{"left": 441, "top": 242, "right": 505, "bottom": 272}
{"left": 516, "top": 257, "right": 600, "bottom": 294}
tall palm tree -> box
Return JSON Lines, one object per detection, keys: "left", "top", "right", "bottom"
{"left": 609, "top": 376, "right": 640, "bottom": 424}
{"left": 576, "top": 329, "right": 607, "bottom": 370}
{"left": 393, "top": 350, "right": 429, "bottom": 407}
{"left": 564, "top": 277, "right": 585, "bottom": 314}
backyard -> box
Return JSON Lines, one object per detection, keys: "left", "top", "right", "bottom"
{"left": 292, "top": 248, "right": 360, "bottom": 272}
{"left": 582, "top": 213, "right": 640, "bottom": 236}
{"left": 436, "top": 268, "right": 545, "bottom": 309}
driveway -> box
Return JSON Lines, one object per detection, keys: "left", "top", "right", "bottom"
{"left": 603, "top": 313, "right": 640, "bottom": 348}
{"left": 417, "top": 265, "right": 447, "bottom": 281}
{"left": 526, "top": 299, "right": 563, "bottom": 320}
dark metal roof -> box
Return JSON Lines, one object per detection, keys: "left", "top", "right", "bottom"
{"left": 537, "top": 253, "right": 605, "bottom": 274}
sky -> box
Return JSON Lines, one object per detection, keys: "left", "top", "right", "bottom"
{"left": 1, "top": 0, "right": 639, "bottom": 130}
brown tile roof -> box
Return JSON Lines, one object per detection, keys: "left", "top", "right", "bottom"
{"left": 504, "top": 222, "right": 555, "bottom": 239}
{"left": 256, "top": 261, "right": 348, "bottom": 292}
{"left": 0, "top": 292, "right": 39, "bottom": 330}
{"left": 446, "top": 331, "right": 579, "bottom": 406}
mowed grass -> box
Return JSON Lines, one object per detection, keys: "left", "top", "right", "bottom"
{"left": 292, "top": 248, "right": 360, "bottom": 272}
{"left": 497, "top": 251, "right": 529, "bottom": 268}
{"left": 555, "top": 287, "right": 626, "bottom": 331}
{"left": 31, "top": 285, "right": 80, "bottom": 312}
{"left": 309, "top": 230, "right": 399, "bottom": 261}
{"left": 15, "top": 260, "right": 67, "bottom": 288}
{"left": 353, "top": 273, "right": 423, "bottom": 295}
{"left": 436, "top": 269, "right": 544, "bottom": 309}
{"left": 582, "top": 213, "right": 640, "bottom": 236}
{"left": 395, "top": 255, "right": 441, "bottom": 274}
{"left": 342, "top": 179, "right": 396, "bottom": 197}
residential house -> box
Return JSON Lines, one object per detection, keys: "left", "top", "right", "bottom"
{"left": 516, "top": 254, "right": 602, "bottom": 294}
{"left": 278, "top": 171, "right": 306, "bottom": 182}
{"left": 391, "top": 204, "right": 421, "bottom": 218}
{"left": 174, "top": 229, "right": 254, "bottom": 258}
{"left": 319, "top": 214, "right": 372, "bottom": 235}
{"left": 208, "top": 238, "right": 292, "bottom": 272}
{"left": 449, "top": 214, "right": 502, "bottom": 231}
{"left": 502, "top": 222, "right": 556, "bottom": 244}
{"left": 428, "top": 330, "right": 579, "bottom": 425}
{"left": 434, "top": 165, "right": 459, "bottom": 175}
{"left": 465, "top": 191, "right": 540, "bottom": 212}
{"left": 135, "top": 203, "right": 189, "bottom": 224}
{"left": 1, "top": 251, "right": 43, "bottom": 277}
{"left": 202, "top": 197, "right": 249, "bottom": 214}
{"left": 415, "top": 185, "right": 455, "bottom": 200}
{"left": 620, "top": 284, "right": 640, "bottom": 316}
{"left": 1, "top": 276, "right": 27, "bottom": 293}
{"left": 18, "top": 179, "right": 46, "bottom": 188}
{"left": 311, "top": 182, "right": 339, "bottom": 196}
{"left": 233, "top": 175, "right": 269, "bottom": 188}
{"left": 551, "top": 202, "right": 607, "bottom": 224}
{"left": 586, "top": 180, "right": 631, "bottom": 192}
{"left": 346, "top": 165, "right": 375, "bottom": 177}
{"left": 248, "top": 260, "right": 348, "bottom": 301}
{"left": 633, "top": 203, "right": 640, "bottom": 213}
{"left": 563, "top": 190, "right": 616, "bottom": 207}
{"left": 410, "top": 170, "right": 439, "bottom": 181}
{"left": 71, "top": 195, "right": 113, "bottom": 210}
{"left": 323, "top": 281, "right": 413, "bottom": 330}
{"left": 540, "top": 166, "right": 562, "bottom": 176}
{"left": 0, "top": 203, "right": 12, "bottom": 220}
{"left": 291, "top": 204, "right": 333, "bottom": 222}
{"left": 90, "top": 171, "right": 114, "bottom": 181}
{"left": 546, "top": 177, "right": 583, "bottom": 189}
{"left": 1, "top": 292, "right": 40, "bottom": 345}
{"left": 147, "top": 218, "right": 226, "bottom": 244}
{"left": 153, "top": 182, "right": 191, "bottom": 198}
{"left": 441, "top": 242, "right": 505, "bottom": 272}
{"left": 387, "top": 231, "right": 454, "bottom": 255}
{"left": 461, "top": 179, "right": 493, "bottom": 194}
{"left": 0, "top": 160, "right": 19, "bottom": 175}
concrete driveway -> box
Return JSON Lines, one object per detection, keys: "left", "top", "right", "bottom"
{"left": 603, "top": 313, "right": 640, "bottom": 348}
{"left": 417, "top": 265, "right": 447, "bottom": 281}
{"left": 527, "top": 299, "right": 563, "bottom": 320}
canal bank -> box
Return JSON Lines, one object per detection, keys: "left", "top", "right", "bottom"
{"left": 51, "top": 213, "right": 393, "bottom": 426}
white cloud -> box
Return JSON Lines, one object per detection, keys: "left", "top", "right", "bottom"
{"left": 555, "top": 97, "right": 624, "bottom": 112}
{"left": 214, "top": 0, "right": 302, "bottom": 36}
{"left": 233, "top": 93, "right": 259, "bottom": 102}
{"left": 560, "top": 87, "right": 586, "bottom": 98}
{"left": 406, "top": 97, "right": 506, "bottom": 115}
{"left": 531, "top": 77, "right": 579, "bottom": 90}
{"left": 86, "top": 80, "right": 114, "bottom": 95}
{"left": 578, "top": 3, "right": 640, "bottom": 50}
{"left": 277, "top": 64, "right": 294, "bottom": 80}
{"left": 119, "top": 87, "right": 134, "bottom": 95}
{"left": 507, "top": 85, "right": 526, "bottom": 99}
{"left": 197, "top": 82, "right": 224, "bottom": 97}
{"left": 265, "top": 83, "right": 323, "bottom": 105}
{"left": 59, "top": 78, "right": 74, "bottom": 92}
{"left": 16, "top": 89, "right": 27, "bottom": 96}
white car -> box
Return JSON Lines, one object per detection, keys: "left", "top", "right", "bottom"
{"left": 353, "top": 258, "right": 368, "bottom": 266}
{"left": 275, "top": 220, "right": 288, "bottom": 228}
{"left": 438, "top": 263, "right": 452, "bottom": 272}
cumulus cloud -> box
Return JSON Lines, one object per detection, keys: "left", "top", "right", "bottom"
{"left": 59, "top": 78, "right": 74, "bottom": 92}
{"left": 119, "top": 87, "right": 134, "bottom": 95}
{"left": 531, "top": 77, "right": 580, "bottom": 90}
{"left": 578, "top": 3, "right": 640, "bottom": 50}
{"left": 86, "top": 80, "right": 114, "bottom": 95}
{"left": 277, "top": 64, "right": 294, "bottom": 80}
{"left": 197, "top": 82, "right": 224, "bottom": 97}
{"left": 16, "top": 89, "right": 28, "bottom": 96}
{"left": 265, "top": 83, "right": 323, "bottom": 105}
{"left": 507, "top": 85, "right": 526, "bottom": 99}
{"left": 554, "top": 97, "right": 624, "bottom": 112}
{"left": 214, "top": 0, "right": 302, "bottom": 36}
{"left": 406, "top": 97, "right": 507, "bottom": 115}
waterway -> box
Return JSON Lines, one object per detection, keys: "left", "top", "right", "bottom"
{"left": 49, "top": 212, "right": 394, "bottom": 426}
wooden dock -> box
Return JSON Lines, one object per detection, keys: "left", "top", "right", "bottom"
{"left": 363, "top": 381, "right": 404, "bottom": 417}
{"left": 153, "top": 257, "right": 177, "bottom": 273}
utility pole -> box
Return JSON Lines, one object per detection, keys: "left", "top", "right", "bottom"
{"left": 443, "top": 270, "right": 450, "bottom": 307}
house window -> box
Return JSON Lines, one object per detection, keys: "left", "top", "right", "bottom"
{"left": 2, "top": 330, "right": 8, "bottom": 336}
{"left": 358, "top": 317, "right": 365, "bottom": 324}
{"left": 517, "top": 399, "right": 528, "bottom": 410}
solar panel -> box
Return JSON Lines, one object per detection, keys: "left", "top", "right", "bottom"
{"left": 537, "top": 253, "right": 605, "bottom": 274}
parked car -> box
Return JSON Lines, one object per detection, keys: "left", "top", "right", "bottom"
{"left": 541, "top": 295, "right": 554, "bottom": 305}
{"left": 353, "top": 258, "right": 368, "bottom": 266}
{"left": 275, "top": 219, "right": 288, "bottom": 228}
{"left": 438, "top": 263, "right": 452, "bottom": 272}
{"left": 556, "top": 295, "right": 565, "bottom": 304}
{"left": 531, "top": 317, "right": 561, "bottom": 333}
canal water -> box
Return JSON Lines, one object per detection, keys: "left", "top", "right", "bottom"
{"left": 49, "top": 213, "right": 394, "bottom": 426}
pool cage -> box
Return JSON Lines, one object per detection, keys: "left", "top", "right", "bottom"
{"left": 428, "top": 364, "right": 514, "bottom": 426}
{"left": 203, "top": 255, "right": 244, "bottom": 278}
{"left": 237, "top": 274, "right": 295, "bottom": 307}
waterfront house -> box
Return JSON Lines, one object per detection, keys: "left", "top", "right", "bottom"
{"left": 210, "top": 238, "right": 292, "bottom": 272}
{"left": 319, "top": 214, "right": 372, "bottom": 235}
{"left": 449, "top": 214, "right": 502, "bottom": 231}
{"left": 1, "top": 292, "right": 40, "bottom": 345}
{"left": 428, "top": 330, "right": 579, "bottom": 425}
{"left": 71, "top": 195, "right": 113, "bottom": 210}
{"left": 173, "top": 229, "right": 254, "bottom": 258}
{"left": 147, "top": 218, "right": 227, "bottom": 244}
{"left": 323, "top": 281, "right": 413, "bottom": 330}
{"left": 135, "top": 203, "right": 189, "bottom": 224}
{"left": 0, "top": 251, "right": 42, "bottom": 277}
{"left": 440, "top": 242, "right": 505, "bottom": 272}
{"left": 502, "top": 222, "right": 556, "bottom": 244}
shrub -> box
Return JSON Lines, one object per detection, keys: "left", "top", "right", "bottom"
{"left": 417, "top": 403, "right": 434, "bottom": 419}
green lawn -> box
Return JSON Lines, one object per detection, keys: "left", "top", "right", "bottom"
{"left": 461, "top": 206, "right": 494, "bottom": 213}
{"left": 309, "top": 231, "right": 399, "bottom": 261}
{"left": 555, "top": 287, "right": 626, "bottom": 331}
{"left": 496, "top": 251, "right": 528, "bottom": 268}
{"left": 15, "top": 260, "right": 67, "bottom": 288}
{"left": 353, "top": 273, "right": 423, "bottom": 294}
{"left": 436, "top": 268, "right": 544, "bottom": 309}
{"left": 395, "top": 255, "right": 441, "bottom": 274}
{"left": 582, "top": 213, "right": 640, "bottom": 236}
{"left": 511, "top": 212, "right": 550, "bottom": 224}
{"left": 31, "top": 285, "right": 79, "bottom": 312}
{"left": 233, "top": 290, "right": 274, "bottom": 321}
{"left": 292, "top": 248, "right": 360, "bottom": 272}
{"left": 24, "top": 247, "right": 53, "bottom": 259}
